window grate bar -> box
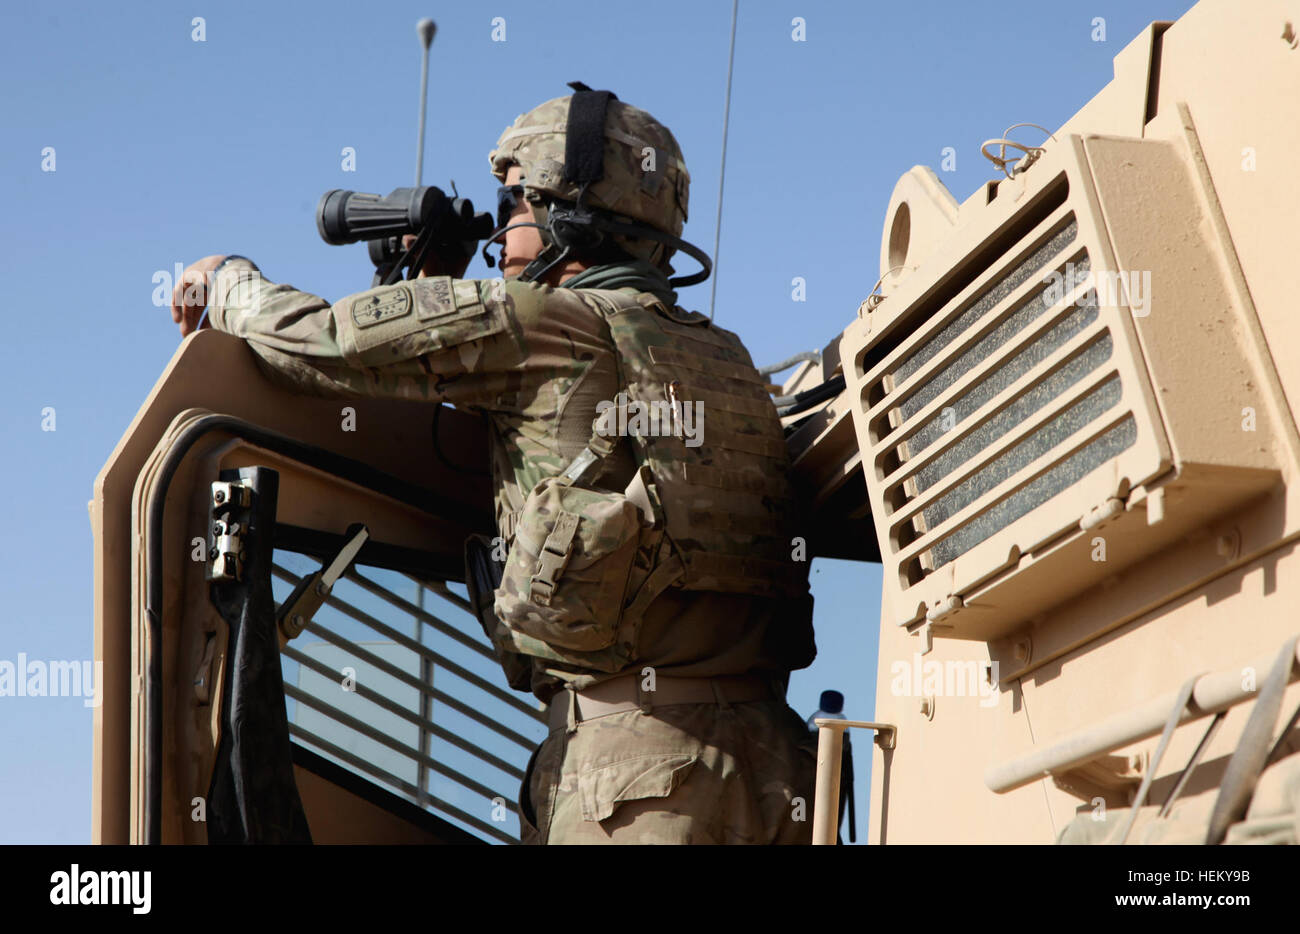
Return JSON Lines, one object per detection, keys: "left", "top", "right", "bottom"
{"left": 419, "top": 578, "right": 475, "bottom": 615}
{"left": 282, "top": 643, "right": 525, "bottom": 780}
{"left": 289, "top": 726, "right": 517, "bottom": 845}
{"left": 272, "top": 562, "right": 542, "bottom": 721}
{"left": 284, "top": 616, "right": 541, "bottom": 749}
{"left": 346, "top": 567, "right": 496, "bottom": 662}
{"left": 284, "top": 684, "right": 512, "bottom": 806}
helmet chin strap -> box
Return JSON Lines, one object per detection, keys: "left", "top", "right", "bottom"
{"left": 520, "top": 242, "right": 573, "bottom": 284}
{"left": 518, "top": 198, "right": 570, "bottom": 284}
{"left": 482, "top": 198, "right": 576, "bottom": 284}
{"left": 476, "top": 218, "right": 574, "bottom": 284}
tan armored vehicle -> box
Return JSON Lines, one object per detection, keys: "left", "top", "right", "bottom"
{"left": 790, "top": 0, "right": 1300, "bottom": 844}
{"left": 92, "top": 0, "right": 1298, "bottom": 844}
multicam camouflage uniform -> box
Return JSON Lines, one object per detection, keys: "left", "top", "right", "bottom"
{"left": 205, "top": 94, "right": 817, "bottom": 845}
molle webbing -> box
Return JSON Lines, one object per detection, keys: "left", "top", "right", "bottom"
{"left": 591, "top": 290, "right": 804, "bottom": 598}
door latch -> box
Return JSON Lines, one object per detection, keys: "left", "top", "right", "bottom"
{"left": 275, "top": 523, "right": 370, "bottom": 640}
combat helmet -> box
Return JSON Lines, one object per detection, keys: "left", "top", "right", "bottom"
{"left": 487, "top": 83, "right": 711, "bottom": 286}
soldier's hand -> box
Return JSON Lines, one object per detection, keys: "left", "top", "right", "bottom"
{"left": 171, "top": 254, "right": 228, "bottom": 338}
{"left": 402, "top": 235, "right": 472, "bottom": 279}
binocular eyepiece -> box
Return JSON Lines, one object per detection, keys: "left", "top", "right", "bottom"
{"left": 316, "top": 186, "right": 494, "bottom": 285}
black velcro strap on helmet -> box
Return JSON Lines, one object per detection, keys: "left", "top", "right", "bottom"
{"left": 564, "top": 87, "right": 618, "bottom": 186}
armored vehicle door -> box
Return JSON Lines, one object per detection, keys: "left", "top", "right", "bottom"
{"left": 91, "top": 330, "right": 545, "bottom": 844}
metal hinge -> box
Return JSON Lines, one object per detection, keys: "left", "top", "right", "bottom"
{"left": 1080, "top": 496, "right": 1125, "bottom": 531}
{"left": 208, "top": 481, "right": 253, "bottom": 582}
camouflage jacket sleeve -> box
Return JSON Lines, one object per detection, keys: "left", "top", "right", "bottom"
{"left": 207, "top": 257, "right": 556, "bottom": 409}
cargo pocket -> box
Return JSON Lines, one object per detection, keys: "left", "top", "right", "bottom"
{"left": 494, "top": 478, "right": 643, "bottom": 652}
{"left": 578, "top": 754, "right": 698, "bottom": 823}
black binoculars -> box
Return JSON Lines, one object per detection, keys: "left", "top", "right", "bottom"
{"left": 316, "top": 186, "right": 494, "bottom": 286}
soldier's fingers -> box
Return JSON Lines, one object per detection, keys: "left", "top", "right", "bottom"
{"left": 170, "top": 274, "right": 188, "bottom": 323}
{"left": 173, "top": 270, "right": 204, "bottom": 336}
{"left": 172, "top": 255, "right": 228, "bottom": 337}
{"left": 172, "top": 268, "right": 198, "bottom": 317}
{"left": 174, "top": 302, "right": 193, "bottom": 337}
{"left": 185, "top": 269, "right": 209, "bottom": 309}
{"left": 182, "top": 296, "right": 205, "bottom": 334}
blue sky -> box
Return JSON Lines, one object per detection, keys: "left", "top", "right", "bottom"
{"left": 0, "top": 0, "right": 1196, "bottom": 843}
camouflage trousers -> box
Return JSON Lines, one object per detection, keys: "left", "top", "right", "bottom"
{"left": 518, "top": 698, "right": 817, "bottom": 844}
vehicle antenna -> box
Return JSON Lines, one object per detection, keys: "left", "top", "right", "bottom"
{"left": 415, "top": 18, "right": 437, "bottom": 185}
{"left": 708, "top": 0, "right": 739, "bottom": 321}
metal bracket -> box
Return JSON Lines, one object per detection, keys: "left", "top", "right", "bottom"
{"left": 207, "top": 480, "right": 253, "bottom": 582}
{"left": 909, "top": 617, "right": 955, "bottom": 656}
{"left": 275, "top": 523, "right": 370, "bottom": 640}
{"left": 1051, "top": 753, "right": 1146, "bottom": 804}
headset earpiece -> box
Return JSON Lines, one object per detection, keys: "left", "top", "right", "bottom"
{"left": 547, "top": 202, "right": 605, "bottom": 253}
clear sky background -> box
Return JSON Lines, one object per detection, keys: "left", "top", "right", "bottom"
{"left": 0, "top": 0, "right": 1196, "bottom": 843}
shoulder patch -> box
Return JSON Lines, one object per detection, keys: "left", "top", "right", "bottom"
{"left": 351, "top": 286, "right": 412, "bottom": 329}
{"left": 412, "top": 275, "right": 487, "bottom": 321}
{"left": 339, "top": 276, "right": 509, "bottom": 365}
{"left": 414, "top": 276, "right": 454, "bottom": 319}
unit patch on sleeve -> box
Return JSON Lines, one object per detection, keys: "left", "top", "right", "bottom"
{"left": 351, "top": 286, "right": 412, "bottom": 328}
{"left": 415, "top": 276, "right": 484, "bottom": 321}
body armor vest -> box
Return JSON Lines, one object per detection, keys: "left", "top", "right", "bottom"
{"left": 585, "top": 288, "right": 806, "bottom": 599}
{"left": 483, "top": 286, "right": 810, "bottom": 681}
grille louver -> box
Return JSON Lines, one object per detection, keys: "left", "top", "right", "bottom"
{"left": 842, "top": 138, "right": 1208, "bottom": 638}
{"left": 868, "top": 196, "right": 1149, "bottom": 594}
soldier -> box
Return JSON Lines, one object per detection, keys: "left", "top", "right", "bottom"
{"left": 169, "top": 89, "right": 818, "bottom": 844}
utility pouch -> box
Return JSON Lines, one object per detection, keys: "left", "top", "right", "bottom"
{"left": 494, "top": 477, "right": 646, "bottom": 652}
